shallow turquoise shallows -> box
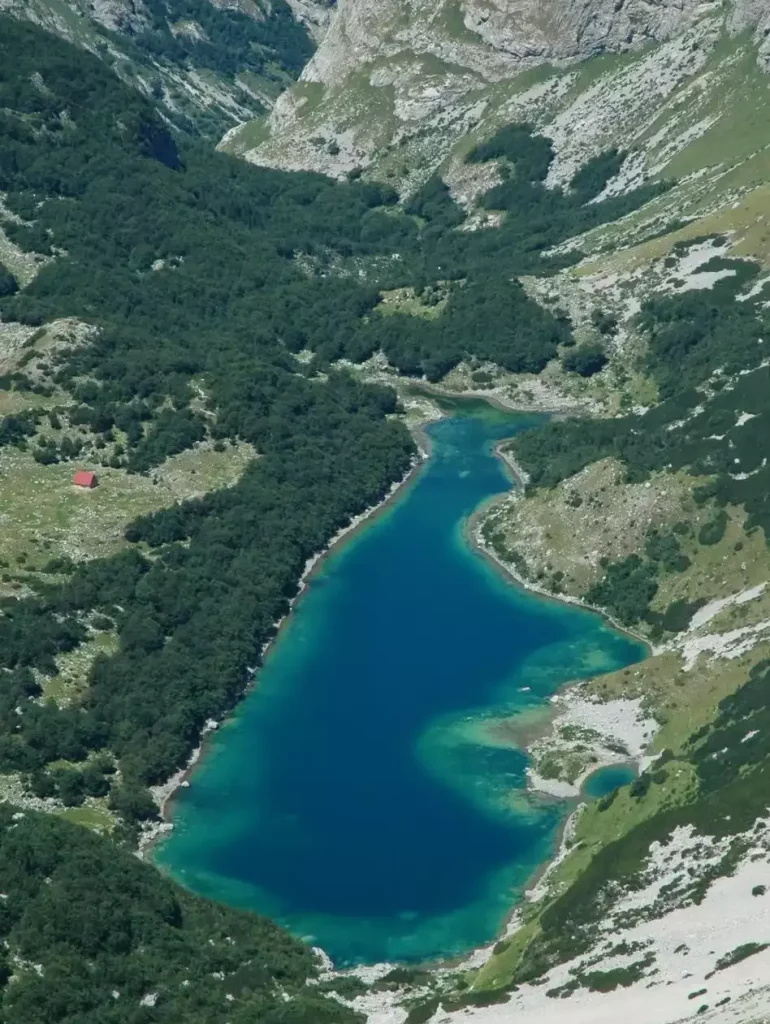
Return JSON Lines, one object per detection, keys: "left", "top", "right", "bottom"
{"left": 156, "top": 401, "right": 645, "bottom": 965}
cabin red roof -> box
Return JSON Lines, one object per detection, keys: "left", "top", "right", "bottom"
{"left": 72, "top": 470, "right": 97, "bottom": 489}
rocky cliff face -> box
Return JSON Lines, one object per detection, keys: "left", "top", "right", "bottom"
{"left": 229, "top": 0, "right": 770, "bottom": 183}
{"left": 308, "top": 0, "right": 706, "bottom": 83}
{"left": 284, "top": 0, "right": 334, "bottom": 41}
{"left": 3, "top": 0, "right": 332, "bottom": 39}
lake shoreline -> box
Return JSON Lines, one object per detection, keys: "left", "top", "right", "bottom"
{"left": 370, "top": 399, "right": 652, "bottom": 971}
{"left": 147, "top": 389, "right": 651, "bottom": 979}
{"left": 412, "top": 380, "right": 587, "bottom": 421}
{"left": 460, "top": 447, "right": 650, "bottom": 897}
{"left": 410, "top": 433, "right": 652, "bottom": 968}
{"left": 335, "top": 396, "right": 651, "bottom": 973}
{"left": 140, "top": 446, "right": 430, "bottom": 856}
{"left": 465, "top": 474, "right": 651, "bottom": 654}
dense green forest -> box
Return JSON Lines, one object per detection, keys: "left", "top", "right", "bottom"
{"left": 0, "top": 806, "right": 361, "bottom": 1023}
{"left": 0, "top": 19, "right": 418, "bottom": 812}
{"left": 361, "top": 124, "right": 661, "bottom": 379}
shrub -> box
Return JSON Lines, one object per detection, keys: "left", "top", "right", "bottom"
{"left": 0, "top": 261, "right": 18, "bottom": 297}
{"left": 108, "top": 783, "right": 158, "bottom": 822}
{"left": 597, "top": 788, "right": 619, "bottom": 812}
{"left": 581, "top": 956, "right": 651, "bottom": 992}
{"left": 590, "top": 308, "right": 618, "bottom": 336}
{"left": 404, "top": 997, "right": 439, "bottom": 1024}
{"left": 715, "top": 943, "right": 769, "bottom": 971}
{"left": 630, "top": 773, "right": 651, "bottom": 799}
{"left": 698, "top": 510, "right": 728, "bottom": 546}
{"left": 562, "top": 343, "right": 607, "bottom": 377}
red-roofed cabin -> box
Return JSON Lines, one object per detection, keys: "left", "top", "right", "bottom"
{"left": 72, "top": 470, "right": 97, "bottom": 489}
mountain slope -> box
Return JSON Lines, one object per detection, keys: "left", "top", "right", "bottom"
{"left": 217, "top": 5, "right": 770, "bottom": 1023}
{"left": 0, "top": 0, "right": 330, "bottom": 136}
{"left": 0, "top": 805, "right": 357, "bottom": 1024}
{"left": 226, "top": 0, "right": 770, "bottom": 182}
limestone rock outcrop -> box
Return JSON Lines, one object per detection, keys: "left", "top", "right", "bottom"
{"left": 305, "top": 0, "right": 710, "bottom": 86}
{"left": 730, "top": 0, "right": 770, "bottom": 68}
{"left": 82, "top": 0, "right": 150, "bottom": 34}
{"left": 238, "top": 0, "right": 770, "bottom": 180}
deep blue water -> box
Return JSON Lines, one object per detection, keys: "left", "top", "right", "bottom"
{"left": 583, "top": 763, "right": 638, "bottom": 799}
{"left": 156, "top": 402, "right": 645, "bottom": 965}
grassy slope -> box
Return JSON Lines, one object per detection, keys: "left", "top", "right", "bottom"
{"left": 0, "top": 443, "right": 255, "bottom": 574}
{"left": 0, "top": 328, "right": 257, "bottom": 832}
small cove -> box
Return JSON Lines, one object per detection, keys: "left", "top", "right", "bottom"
{"left": 156, "top": 401, "right": 646, "bottom": 966}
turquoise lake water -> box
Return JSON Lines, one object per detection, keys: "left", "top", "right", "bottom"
{"left": 582, "top": 763, "right": 638, "bottom": 799}
{"left": 156, "top": 401, "right": 645, "bottom": 965}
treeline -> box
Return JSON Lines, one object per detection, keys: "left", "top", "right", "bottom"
{"left": 363, "top": 126, "right": 659, "bottom": 379}
{"left": 362, "top": 277, "right": 572, "bottom": 381}
{"left": 0, "top": 806, "right": 361, "bottom": 1024}
{"left": 455, "top": 124, "right": 662, "bottom": 278}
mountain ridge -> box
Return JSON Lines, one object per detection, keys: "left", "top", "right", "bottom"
{"left": 227, "top": 0, "right": 770, "bottom": 186}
